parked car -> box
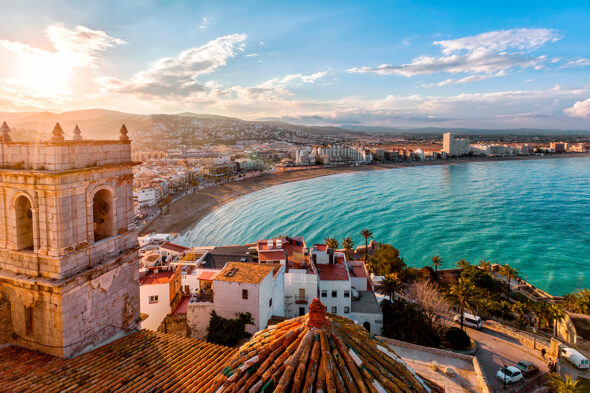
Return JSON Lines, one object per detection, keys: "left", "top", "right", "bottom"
{"left": 514, "top": 360, "right": 539, "bottom": 377}
{"left": 496, "top": 366, "right": 523, "bottom": 384}
{"left": 561, "top": 347, "right": 590, "bottom": 369}
{"left": 453, "top": 312, "right": 482, "bottom": 329}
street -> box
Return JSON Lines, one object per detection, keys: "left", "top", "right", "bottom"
{"left": 467, "top": 326, "right": 550, "bottom": 392}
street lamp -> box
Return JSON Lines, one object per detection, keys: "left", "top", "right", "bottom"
{"left": 503, "top": 364, "right": 508, "bottom": 389}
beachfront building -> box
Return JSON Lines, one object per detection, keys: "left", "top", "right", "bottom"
{"left": 212, "top": 262, "right": 284, "bottom": 334}
{"left": 443, "top": 132, "right": 471, "bottom": 156}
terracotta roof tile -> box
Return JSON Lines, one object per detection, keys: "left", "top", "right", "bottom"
{"left": 210, "top": 299, "right": 444, "bottom": 393}
{"left": 215, "top": 262, "right": 281, "bottom": 284}
{"left": 0, "top": 330, "right": 236, "bottom": 393}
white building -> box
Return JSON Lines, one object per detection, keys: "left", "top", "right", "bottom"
{"left": 442, "top": 132, "right": 471, "bottom": 156}
{"left": 213, "top": 262, "right": 284, "bottom": 334}
{"left": 140, "top": 267, "right": 181, "bottom": 330}
{"left": 133, "top": 188, "right": 160, "bottom": 208}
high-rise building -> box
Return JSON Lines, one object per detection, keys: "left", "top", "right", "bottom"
{"left": 442, "top": 132, "right": 471, "bottom": 156}
{"left": 0, "top": 123, "right": 140, "bottom": 357}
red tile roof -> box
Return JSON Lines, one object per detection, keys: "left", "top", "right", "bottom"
{"left": 209, "top": 299, "right": 443, "bottom": 393}
{"left": 316, "top": 263, "right": 349, "bottom": 281}
{"left": 259, "top": 250, "right": 287, "bottom": 261}
{"left": 195, "top": 270, "right": 218, "bottom": 281}
{"left": 215, "top": 262, "right": 280, "bottom": 284}
{"left": 140, "top": 270, "right": 174, "bottom": 285}
{"left": 173, "top": 295, "right": 191, "bottom": 315}
{"left": 160, "top": 242, "right": 190, "bottom": 253}
{"left": 0, "top": 330, "right": 236, "bottom": 393}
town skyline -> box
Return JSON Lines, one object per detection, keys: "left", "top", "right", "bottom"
{"left": 1, "top": 1, "right": 590, "bottom": 129}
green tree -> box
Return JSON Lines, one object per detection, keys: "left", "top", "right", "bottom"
{"left": 499, "top": 264, "right": 520, "bottom": 299}
{"left": 550, "top": 373, "right": 584, "bottom": 393}
{"left": 377, "top": 274, "right": 401, "bottom": 300}
{"left": 430, "top": 255, "right": 444, "bottom": 272}
{"left": 564, "top": 289, "right": 590, "bottom": 315}
{"left": 381, "top": 298, "right": 441, "bottom": 348}
{"left": 342, "top": 236, "right": 354, "bottom": 259}
{"left": 455, "top": 258, "right": 470, "bottom": 270}
{"left": 478, "top": 260, "right": 491, "bottom": 272}
{"left": 206, "top": 311, "right": 254, "bottom": 347}
{"left": 447, "top": 278, "right": 477, "bottom": 330}
{"left": 360, "top": 228, "right": 373, "bottom": 256}
{"left": 366, "top": 244, "right": 406, "bottom": 277}
{"left": 550, "top": 304, "right": 566, "bottom": 337}
{"left": 326, "top": 237, "right": 338, "bottom": 250}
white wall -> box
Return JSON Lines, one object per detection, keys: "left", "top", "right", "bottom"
{"left": 187, "top": 302, "right": 214, "bottom": 340}
{"left": 349, "top": 311, "right": 383, "bottom": 336}
{"left": 213, "top": 280, "right": 261, "bottom": 335}
{"left": 319, "top": 280, "right": 352, "bottom": 317}
{"left": 140, "top": 283, "right": 170, "bottom": 330}
{"left": 284, "top": 270, "right": 318, "bottom": 318}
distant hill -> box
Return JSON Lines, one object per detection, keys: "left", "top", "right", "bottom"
{"left": 340, "top": 125, "right": 590, "bottom": 136}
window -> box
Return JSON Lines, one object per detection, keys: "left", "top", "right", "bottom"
{"left": 344, "top": 290, "right": 350, "bottom": 298}
{"left": 269, "top": 298, "right": 273, "bottom": 307}
{"left": 321, "top": 290, "right": 327, "bottom": 297}
{"left": 344, "top": 306, "right": 350, "bottom": 314}
{"left": 93, "top": 189, "right": 114, "bottom": 242}
{"left": 25, "top": 306, "right": 33, "bottom": 336}
{"left": 331, "top": 290, "right": 337, "bottom": 298}
{"left": 148, "top": 295, "right": 159, "bottom": 304}
{"left": 15, "top": 196, "right": 34, "bottom": 251}
{"left": 331, "top": 306, "right": 337, "bottom": 313}
{"left": 242, "top": 290, "right": 248, "bottom": 299}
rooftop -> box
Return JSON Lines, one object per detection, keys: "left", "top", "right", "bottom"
{"left": 160, "top": 242, "right": 190, "bottom": 254}
{"left": 209, "top": 299, "right": 442, "bottom": 393}
{"left": 200, "top": 245, "right": 256, "bottom": 269}
{"left": 351, "top": 290, "right": 382, "bottom": 314}
{"left": 140, "top": 269, "right": 174, "bottom": 285}
{"left": 0, "top": 330, "right": 236, "bottom": 393}
{"left": 215, "top": 262, "right": 281, "bottom": 284}
{"left": 316, "top": 262, "right": 349, "bottom": 281}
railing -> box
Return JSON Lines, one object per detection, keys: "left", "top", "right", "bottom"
{"left": 295, "top": 296, "right": 308, "bottom": 304}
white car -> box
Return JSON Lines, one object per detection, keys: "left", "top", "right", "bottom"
{"left": 496, "top": 366, "right": 523, "bottom": 384}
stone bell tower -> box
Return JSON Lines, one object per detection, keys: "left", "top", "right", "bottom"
{"left": 0, "top": 123, "right": 140, "bottom": 357}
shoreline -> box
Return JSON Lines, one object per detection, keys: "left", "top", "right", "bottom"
{"left": 139, "top": 152, "right": 590, "bottom": 236}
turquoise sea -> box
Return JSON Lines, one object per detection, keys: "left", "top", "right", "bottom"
{"left": 181, "top": 157, "right": 590, "bottom": 295}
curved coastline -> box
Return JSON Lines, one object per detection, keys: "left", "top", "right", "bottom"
{"left": 141, "top": 153, "right": 590, "bottom": 236}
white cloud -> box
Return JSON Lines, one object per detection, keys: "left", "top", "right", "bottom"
{"left": 245, "top": 53, "right": 259, "bottom": 57}
{"left": 199, "top": 17, "right": 210, "bottom": 29}
{"left": 564, "top": 98, "right": 590, "bottom": 118}
{"left": 561, "top": 58, "right": 590, "bottom": 68}
{"left": 0, "top": 22, "right": 125, "bottom": 68}
{"left": 347, "top": 28, "right": 559, "bottom": 84}
{"left": 99, "top": 33, "right": 247, "bottom": 98}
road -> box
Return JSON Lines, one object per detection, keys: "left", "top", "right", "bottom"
{"left": 466, "top": 325, "right": 550, "bottom": 392}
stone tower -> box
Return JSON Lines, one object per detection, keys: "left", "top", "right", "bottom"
{"left": 0, "top": 122, "right": 140, "bottom": 357}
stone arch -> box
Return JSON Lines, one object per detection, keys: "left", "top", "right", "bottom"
{"left": 91, "top": 187, "right": 116, "bottom": 242}
{"left": 13, "top": 194, "right": 34, "bottom": 250}
{"left": 362, "top": 321, "right": 371, "bottom": 332}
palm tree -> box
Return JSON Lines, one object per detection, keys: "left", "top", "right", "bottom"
{"left": 377, "top": 274, "right": 401, "bottom": 300}
{"left": 360, "top": 229, "right": 373, "bottom": 256}
{"left": 550, "top": 304, "right": 566, "bottom": 337}
{"left": 430, "top": 255, "right": 444, "bottom": 272}
{"left": 478, "top": 260, "right": 491, "bottom": 272}
{"left": 455, "top": 258, "right": 470, "bottom": 270}
{"left": 499, "top": 264, "right": 520, "bottom": 299}
{"left": 326, "top": 237, "right": 338, "bottom": 250}
{"left": 447, "top": 278, "right": 477, "bottom": 330}
{"left": 512, "top": 301, "right": 530, "bottom": 325}
{"left": 550, "top": 373, "right": 584, "bottom": 393}
{"left": 342, "top": 236, "right": 354, "bottom": 260}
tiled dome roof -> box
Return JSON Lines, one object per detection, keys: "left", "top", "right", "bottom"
{"left": 210, "top": 299, "right": 443, "bottom": 393}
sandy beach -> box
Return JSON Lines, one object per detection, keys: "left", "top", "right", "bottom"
{"left": 140, "top": 152, "right": 590, "bottom": 235}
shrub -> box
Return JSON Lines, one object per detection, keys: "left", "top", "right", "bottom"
{"left": 444, "top": 327, "right": 471, "bottom": 350}
{"left": 381, "top": 299, "right": 441, "bottom": 348}
{"left": 206, "top": 311, "right": 254, "bottom": 347}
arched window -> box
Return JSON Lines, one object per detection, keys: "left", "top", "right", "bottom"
{"left": 15, "top": 195, "right": 34, "bottom": 250}
{"left": 362, "top": 321, "right": 371, "bottom": 332}
{"left": 93, "top": 189, "right": 114, "bottom": 242}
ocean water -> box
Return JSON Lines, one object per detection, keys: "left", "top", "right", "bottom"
{"left": 181, "top": 157, "right": 590, "bottom": 295}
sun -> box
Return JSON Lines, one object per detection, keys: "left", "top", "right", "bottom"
{"left": 14, "top": 52, "right": 72, "bottom": 96}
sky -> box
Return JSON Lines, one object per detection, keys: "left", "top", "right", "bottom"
{"left": 1, "top": 0, "right": 590, "bottom": 129}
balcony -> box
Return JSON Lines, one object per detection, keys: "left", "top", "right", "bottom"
{"left": 295, "top": 296, "right": 308, "bottom": 304}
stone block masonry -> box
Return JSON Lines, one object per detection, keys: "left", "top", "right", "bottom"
{"left": 0, "top": 132, "right": 141, "bottom": 358}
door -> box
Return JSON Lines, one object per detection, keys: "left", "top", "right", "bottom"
{"left": 299, "top": 307, "right": 305, "bottom": 316}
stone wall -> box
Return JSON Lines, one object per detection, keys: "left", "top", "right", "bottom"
{"left": 0, "top": 299, "right": 12, "bottom": 345}
{"left": 187, "top": 302, "right": 214, "bottom": 340}
{"left": 0, "top": 141, "right": 132, "bottom": 171}
{"left": 158, "top": 314, "right": 190, "bottom": 337}
{"left": 485, "top": 320, "right": 552, "bottom": 355}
